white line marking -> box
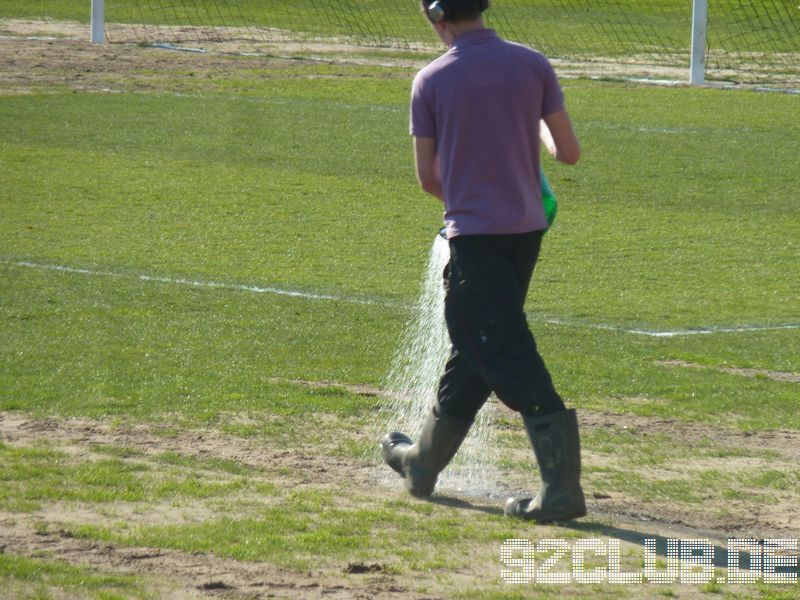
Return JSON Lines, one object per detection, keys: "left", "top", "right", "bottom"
{"left": 11, "top": 261, "right": 100, "bottom": 276}
{"left": 627, "top": 324, "right": 800, "bottom": 337}
{"left": 4, "top": 259, "right": 403, "bottom": 309}
{"left": 4, "top": 259, "right": 799, "bottom": 337}
{"left": 540, "top": 317, "right": 800, "bottom": 338}
{"left": 0, "top": 35, "right": 60, "bottom": 41}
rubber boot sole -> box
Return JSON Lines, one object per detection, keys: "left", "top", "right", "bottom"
{"left": 381, "top": 431, "right": 412, "bottom": 476}
{"left": 504, "top": 494, "right": 587, "bottom": 523}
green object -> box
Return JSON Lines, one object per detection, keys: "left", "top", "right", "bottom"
{"left": 541, "top": 169, "right": 558, "bottom": 231}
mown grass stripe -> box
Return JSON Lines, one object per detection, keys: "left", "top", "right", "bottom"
{"left": 5, "top": 258, "right": 798, "bottom": 338}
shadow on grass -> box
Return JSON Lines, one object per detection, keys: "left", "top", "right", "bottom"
{"left": 429, "top": 495, "right": 504, "bottom": 517}
{"left": 429, "top": 496, "right": 799, "bottom": 575}
{"left": 563, "top": 518, "right": 798, "bottom": 574}
{"left": 562, "top": 519, "right": 730, "bottom": 568}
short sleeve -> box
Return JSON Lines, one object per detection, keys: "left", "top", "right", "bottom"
{"left": 410, "top": 71, "right": 436, "bottom": 137}
{"left": 540, "top": 59, "right": 565, "bottom": 118}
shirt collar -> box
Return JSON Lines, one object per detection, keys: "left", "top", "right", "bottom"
{"left": 452, "top": 28, "right": 498, "bottom": 49}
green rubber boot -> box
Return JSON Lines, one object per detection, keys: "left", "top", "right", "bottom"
{"left": 381, "top": 403, "right": 472, "bottom": 498}
{"left": 505, "top": 408, "right": 586, "bottom": 523}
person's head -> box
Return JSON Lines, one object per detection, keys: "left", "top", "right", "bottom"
{"left": 420, "top": 0, "right": 489, "bottom": 46}
{"left": 420, "top": 0, "right": 488, "bottom": 24}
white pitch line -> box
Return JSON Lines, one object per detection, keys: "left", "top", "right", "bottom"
{"left": 540, "top": 315, "right": 800, "bottom": 337}
{"left": 558, "top": 321, "right": 800, "bottom": 338}
{"left": 137, "top": 273, "right": 407, "bottom": 307}
{"left": 633, "top": 324, "right": 800, "bottom": 337}
{"left": 11, "top": 261, "right": 100, "bottom": 276}
{"left": 3, "top": 259, "right": 402, "bottom": 309}
{"left": 4, "top": 259, "right": 799, "bottom": 337}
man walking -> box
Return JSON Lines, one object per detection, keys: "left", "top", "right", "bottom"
{"left": 382, "top": 0, "right": 586, "bottom": 523}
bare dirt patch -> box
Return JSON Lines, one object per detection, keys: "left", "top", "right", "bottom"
{"left": 0, "top": 36, "right": 305, "bottom": 96}
{"left": 657, "top": 359, "right": 800, "bottom": 384}
{"left": 0, "top": 517, "right": 409, "bottom": 599}
{"left": 3, "top": 17, "right": 797, "bottom": 94}
{"left": 0, "top": 411, "right": 368, "bottom": 488}
{"left": 485, "top": 404, "right": 800, "bottom": 540}
{"left": 2, "top": 408, "right": 799, "bottom": 596}
{"left": 578, "top": 409, "right": 800, "bottom": 464}
{"left": 578, "top": 410, "right": 800, "bottom": 540}
{"left": 0, "top": 17, "right": 426, "bottom": 98}
{"left": 0, "top": 18, "right": 89, "bottom": 40}
{"left": 0, "top": 411, "right": 416, "bottom": 598}
{"left": 0, "top": 17, "right": 689, "bottom": 91}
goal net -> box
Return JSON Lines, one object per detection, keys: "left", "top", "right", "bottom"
{"left": 101, "top": 1, "right": 800, "bottom": 86}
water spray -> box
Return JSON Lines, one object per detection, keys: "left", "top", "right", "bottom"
{"left": 375, "top": 229, "right": 502, "bottom": 497}
{"left": 375, "top": 169, "right": 558, "bottom": 498}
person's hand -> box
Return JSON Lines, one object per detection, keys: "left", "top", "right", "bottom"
{"left": 539, "top": 120, "right": 557, "bottom": 158}
{"left": 542, "top": 110, "right": 580, "bottom": 165}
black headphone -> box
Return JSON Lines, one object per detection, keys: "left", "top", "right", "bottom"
{"left": 426, "top": 0, "right": 490, "bottom": 23}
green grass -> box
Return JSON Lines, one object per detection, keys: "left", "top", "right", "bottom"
{"left": 57, "top": 497, "right": 624, "bottom": 579}
{"left": 0, "top": 553, "right": 150, "bottom": 600}
{"left": 0, "top": 41, "right": 798, "bottom": 599}
{"left": 1, "top": 64, "right": 798, "bottom": 433}
{"left": 0, "top": 440, "right": 281, "bottom": 512}
{"left": 2, "top": 75, "right": 798, "bottom": 326}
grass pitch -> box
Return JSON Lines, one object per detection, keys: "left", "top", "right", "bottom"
{"left": 0, "top": 26, "right": 798, "bottom": 600}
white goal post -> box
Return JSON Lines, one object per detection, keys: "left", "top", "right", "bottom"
{"left": 690, "top": 0, "right": 708, "bottom": 84}
{"left": 91, "top": 0, "right": 105, "bottom": 44}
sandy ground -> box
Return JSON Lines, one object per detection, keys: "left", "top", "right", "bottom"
{"left": 2, "top": 406, "right": 799, "bottom": 598}
{"left": 0, "top": 17, "right": 697, "bottom": 91}
{"left": 0, "top": 412, "right": 395, "bottom": 598}
{"left": 3, "top": 17, "right": 798, "bottom": 94}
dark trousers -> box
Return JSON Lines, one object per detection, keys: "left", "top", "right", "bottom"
{"left": 437, "top": 231, "right": 565, "bottom": 421}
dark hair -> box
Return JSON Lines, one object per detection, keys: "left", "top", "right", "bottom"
{"left": 420, "top": 0, "right": 485, "bottom": 24}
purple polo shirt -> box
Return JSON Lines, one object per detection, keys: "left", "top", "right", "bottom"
{"left": 410, "top": 28, "right": 564, "bottom": 238}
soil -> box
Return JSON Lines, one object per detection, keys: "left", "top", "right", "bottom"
{"left": 2, "top": 407, "right": 799, "bottom": 597}
{"left": 577, "top": 409, "right": 800, "bottom": 540}
{"left": 0, "top": 17, "right": 427, "bottom": 99}
{"left": 0, "top": 16, "right": 694, "bottom": 96}
{"left": 0, "top": 411, "right": 415, "bottom": 598}
{"left": 657, "top": 359, "right": 800, "bottom": 384}
{"left": 1, "top": 517, "right": 396, "bottom": 599}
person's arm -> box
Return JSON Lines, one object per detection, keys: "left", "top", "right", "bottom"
{"left": 413, "top": 136, "right": 444, "bottom": 200}
{"left": 542, "top": 109, "right": 580, "bottom": 165}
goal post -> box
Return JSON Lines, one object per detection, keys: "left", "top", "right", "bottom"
{"left": 690, "top": 0, "right": 708, "bottom": 84}
{"left": 91, "top": 0, "right": 105, "bottom": 44}
{"left": 87, "top": 1, "right": 798, "bottom": 87}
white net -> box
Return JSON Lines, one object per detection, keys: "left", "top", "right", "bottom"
{"left": 99, "top": 1, "right": 800, "bottom": 85}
